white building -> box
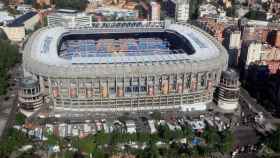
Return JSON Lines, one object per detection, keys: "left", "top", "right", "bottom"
{"left": 95, "top": 120, "right": 103, "bottom": 131}
{"left": 47, "top": 9, "right": 92, "bottom": 27}
{"left": 71, "top": 125, "right": 79, "bottom": 136}
{"left": 16, "top": 4, "right": 33, "bottom": 14}
{"left": 223, "top": 29, "right": 242, "bottom": 67}
{"left": 0, "top": 26, "right": 24, "bottom": 42}
{"left": 150, "top": 1, "right": 161, "bottom": 21}
{"left": 6, "top": 11, "right": 40, "bottom": 30}
{"left": 245, "top": 42, "right": 262, "bottom": 66}
{"left": 0, "top": 2, "right": 4, "bottom": 9}
{"left": 1, "top": 11, "right": 40, "bottom": 42}
{"left": 88, "top": 0, "right": 103, "bottom": 4}
{"left": 94, "top": 7, "right": 139, "bottom": 20}
{"left": 125, "top": 120, "right": 136, "bottom": 134}
{"left": 148, "top": 120, "right": 157, "bottom": 134}
{"left": 58, "top": 123, "right": 67, "bottom": 137}
{"left": 229, "top": 31, "right": 241, "bottom": 49}
{"left": 0, "top": 11, "right": 14, "bottom": 24}
{"left": 175, "top": 0, "right": 190, "bottom": 22}
{"left": 199, "top": 4, "right": 217, "bottom": 17}
{"left": 189, "top": 120, "right": 206, "bottom": 130}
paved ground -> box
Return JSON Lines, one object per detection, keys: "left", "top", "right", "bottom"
{"left": 235, "top": 153, "right": 258, "bottom": 158}
{"left": 239, "top": 87, "right": 278, "bottom": 134}
{"left": 239, "top": 88, "right": 273, "bottom": 119}
{"left": 233, "top": 126, "right": 258, "bottom": 147}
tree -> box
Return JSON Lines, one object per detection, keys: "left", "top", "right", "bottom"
{"left": 245, "top": 9, "right": 267, "bottom": 21}
{"left": 220, "top": 129, "right": 234, "bottom": 153}
{"left": 0, "top": 74, "right": 8, "bottom": 95}
{"left": 157, "top": 124, "right": 172, "bottom": 142}
{"left": 0, "top": 40, "right": 20, "bottom": 96}
{"left": 226, "top": 7, "right": 236, "bottom": 17}
{"left": 7, "top": 7, "right": 20, "bottom": 15}
{"left": 182, "top": 124, "right": 194, "bottom": 144}
{"left": 15, "top": 113, "right": 27, "bottom": 125}
{"left": 266, "top": 129, "right": 280, "bottom": 152}
{"left": 92, "top": 148, "right": 105, "bottom": 158}
{"left": 142, "top": 141, "right": 160, "bottom": 158}
{"left": 0, "top": 128, "right": 31, "bottom": 157}
{"left": 189, "top": 0, "right": 203, "bottom": 20}
{"left": 32, "top": 2, "right": 41, "bottom": 10}
{"left": 46, "top": 134, "right": 59, "bottom": 146}
{"left": 54, "top": 0, "right": 88, "bottom": 11}
{"left": 202, "top": 126, "right": 220, "bottom": 150}
{"left": 151, "top": 111, "right": 162, "bottom": 121}
{"left": 136, "top": 5, "right": 147, "bottom": 19}
{"left": 0, "top": 29, "right": 8, "bottom": 40}
{"left": 94, "top": 132, "right": 109, "bottom": 145}
{"left": 73, "top": 151, "right": 85, "bottom": 158}
{"left": 193, "top": 145, "right": 210, "bottom": 157}
{"left": 137, "top": 133, "right": 150, "bottom": 143}
{"left": 24, "top": 0, "right": 33, "bottom": 5}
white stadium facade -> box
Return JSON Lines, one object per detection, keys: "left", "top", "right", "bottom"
{"left": 23, "top": 20, "right": 228, "bottom": 117}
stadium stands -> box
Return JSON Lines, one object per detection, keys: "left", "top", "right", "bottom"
{"left": 58, "top": 38, "right": 171, "bottom": 59}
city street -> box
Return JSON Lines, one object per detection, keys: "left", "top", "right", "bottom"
{"left": 239, "top": 87, "right": 273, "bottom": 120}
{"left": 233, "top": 126, "right": 258, "bottom": 147}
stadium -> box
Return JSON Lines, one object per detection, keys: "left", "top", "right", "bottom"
{"left": 23, "top": 21, "right": 228, "bottom": 117}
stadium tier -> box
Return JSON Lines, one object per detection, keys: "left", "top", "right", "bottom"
{"left": 59, "top": 38, "right": 171, "bottom": 59}
{"left": 23, "top": 21, "right": 228, "bottom": 117}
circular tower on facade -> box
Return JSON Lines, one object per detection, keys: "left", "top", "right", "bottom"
{"left": 215, "top": 69, "right": 239, "bottom": 111}
{"left": 18, "top": 77, "right": 44, "bottom": 111}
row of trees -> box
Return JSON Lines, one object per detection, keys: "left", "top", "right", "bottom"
{"left": 136, "top": 141, "right": 219, "bottom": 158}
{"left": 245, "top": 10, "right": 267, "bottom": 21}
{"left": 54, "top": 0, "right": 88, "bottom": 11}
{"left": 20, "top": 0, "right": 88, "bottom": 10}
{"left": 244, "top": 65, "right": 280, "bottom": 116}
{"left": 0, "top": 127, "right": 234, "bottom": 158}
{"left": 134, "top": 126, "right": 234, "bottom": 158}
{"left": 189, "top": 0, "right": 204, "bottom": 20}
{"left": 46, "top": 123, "right": 234, "bottom": 158}
{"left": 0, "top": 128, "right": 31, "bottom": 158}
{"left": 0, "top": 39, "right": 20, "bottom": 95}
{"left": 202, "top": 126, "right": 235, "bottom": 154}
{"left": 265, "top": 129, "right": 280, "bottom": 152}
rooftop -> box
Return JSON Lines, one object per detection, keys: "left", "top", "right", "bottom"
{"left": 20, "top": 77, "right": 39, "bottom": 88}
{"left": 7, "top": 11, "right": 37, "bottom": 27}
{"left": 49, "top": 9, "right": 88, "bottom": 18}
{"left": 57, "top": 9, "right": 78, "bottom": 14}
{"left": 23, "top": 21, "right": 228, "bottom": 78}
{"left": 222, "top": 69, "right": 239, "bottom": 80}
{"left": 30, "top": 23, "right": 219, "bottom": 65}
{"left": 0, "top": 11, "right": 14, "bottom": 23}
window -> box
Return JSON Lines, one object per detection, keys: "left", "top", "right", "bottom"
{"left": 125, "top": 87, "right": 132, "bottom": 92}
{"left": 200, "top": 75, "right": 206, "bottom": 87}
